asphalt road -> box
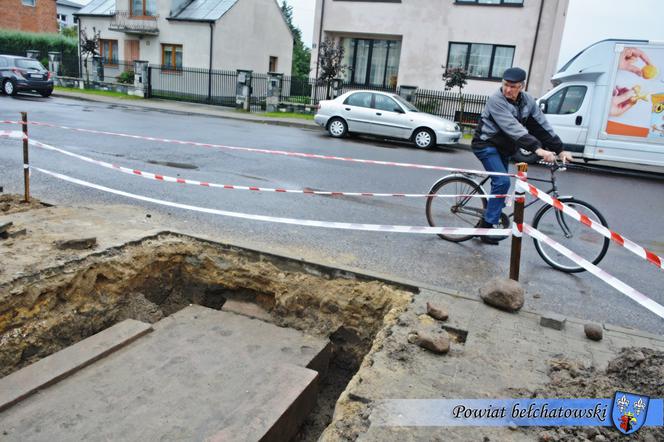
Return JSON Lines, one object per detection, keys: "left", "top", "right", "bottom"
{"left": 2, "top": 94, "right": 663, "bottom": 335}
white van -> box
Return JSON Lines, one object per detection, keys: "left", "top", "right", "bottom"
{"left": 517, "top": 39, "right": 664, "bottom": 170}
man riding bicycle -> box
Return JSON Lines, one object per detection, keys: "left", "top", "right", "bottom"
{"left": 471, "top": 67, "right": 573, "bottom": 245}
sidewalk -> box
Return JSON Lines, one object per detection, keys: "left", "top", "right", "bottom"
{"left": 51, "top": 89, "right": 473, "bottom": 147}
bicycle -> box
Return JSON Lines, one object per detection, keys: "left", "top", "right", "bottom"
{"left": 425, "top": 161, "right": 610, "bottom": 273}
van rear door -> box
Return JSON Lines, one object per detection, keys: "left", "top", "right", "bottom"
{"left": 539, "top": 82, "right": 594, "bottom": 153}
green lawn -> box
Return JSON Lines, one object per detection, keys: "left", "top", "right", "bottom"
{"left": 55, "top": 86, "right": 141, "bottom": 100}
{"left": 263, "top": 112, "right": 314, "bottom": 120}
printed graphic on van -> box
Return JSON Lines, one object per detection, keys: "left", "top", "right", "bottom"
{"left": 605, "top": 46, "right": 664, "bottom": 139}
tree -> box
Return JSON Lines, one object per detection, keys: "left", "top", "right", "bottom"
{"left": 80, "top": 27, "right": 100, "bottom": 84}
{"left": 280, "top": 1, "right": 311, "bottom": 79}
{"left": 60, "top": 26, "right": 77, "bottom": 39}
{"left": 442, "top": 66, "right": 468, "bottom": 128}
{"left": 317, "top": 38, "right": 347, "bottom": 98}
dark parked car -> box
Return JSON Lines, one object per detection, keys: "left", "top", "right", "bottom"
{"left": 0, "top": 55, "right": 53, "bottom": 97}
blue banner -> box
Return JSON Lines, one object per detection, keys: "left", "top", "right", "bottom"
{"left": 371, "top": 399, "right": 664, "bottom": 427}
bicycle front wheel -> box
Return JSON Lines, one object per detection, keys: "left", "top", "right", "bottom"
{"left": 425, "top": 176, "right": 486, "bottom": 242}
{"left": 532, "top": 197, "right": 610, "bottom": 273}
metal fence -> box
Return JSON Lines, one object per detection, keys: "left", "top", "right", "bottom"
{"left": 48, "top": 55, "right": 489, "bottom": 123}
{"left": 410, "top": 88, "right": 487, "bottom": 125}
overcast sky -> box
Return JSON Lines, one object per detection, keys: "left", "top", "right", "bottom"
{"left": 286, "top": 0, "right": 664, "bottom": 67}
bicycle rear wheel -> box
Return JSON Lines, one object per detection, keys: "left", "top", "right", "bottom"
{"left": 425, "top": 176, "right": 486, "bottom": 242}
{"left": 532, "top": 197, "right": 610, "bottom": 273}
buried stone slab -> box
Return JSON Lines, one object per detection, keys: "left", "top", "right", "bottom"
{"left": 479, "top": 277, "right": 524, "bottom": 312}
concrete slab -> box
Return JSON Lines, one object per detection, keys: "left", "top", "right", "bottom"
{"left": 0, "top": 306, "right": 331, "bottom": 442}
{"left": 0, "top": 319, "right": 152, "bottom": 412}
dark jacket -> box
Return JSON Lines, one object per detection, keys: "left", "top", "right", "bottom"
{"left": 472, "top": 89, "right": 563, "bottom": 156}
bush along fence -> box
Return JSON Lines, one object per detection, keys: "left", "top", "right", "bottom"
{"left": 36, "top": 53, "right": 489, "bottom": 123}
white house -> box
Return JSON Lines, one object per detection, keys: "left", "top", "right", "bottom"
{"left": 57, "top": 0, "right": 83, "bottom": 29}
{"left": 310, "top": 0, "right": 568, "bottom": 98}
{"left": 75, "top": 0, "right": 293, "bottom": 74}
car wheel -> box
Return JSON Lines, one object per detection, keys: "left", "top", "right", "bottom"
{"left": 413, "top": 128, "right": 435, "bottom": 149}
{"left": 39, "top": 89, "right": 52, "bottom": 98}
{"left": 327, "top": 117, "right": 348, "bottom": 138}
{"left": 3, "top": 79, "right": 17, "bottom": 96}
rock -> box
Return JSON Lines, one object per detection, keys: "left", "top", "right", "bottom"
{"left": 479, "top": 278, "right": 524, "bottom": 312}
{"left": 540, "top": 313, "right": 566, "bottom": 330}
{"left": 426, "top": 302, "right": 448, "bottom": 321}
{"left": 594, "top": 435, "right": 607, "bottom": 442}
{"left": 54, "top": 237, "right": 97, "bottom": 250}
{"left": 408, "top": 331, "right": 450, "bottom": 354}
{"left": 583, "top": 323, "right": 603, "bottom": 341}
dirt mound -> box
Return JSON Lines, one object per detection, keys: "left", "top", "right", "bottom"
{"left": 515, "top": 348, "right": 664, "bottom": 441}
{"left": 0, "top": 194, "right": 45, "bottom": 214}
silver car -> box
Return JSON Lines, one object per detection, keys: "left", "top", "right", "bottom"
{"left": 314, "top": 90, "right": 462, "bottom": 149}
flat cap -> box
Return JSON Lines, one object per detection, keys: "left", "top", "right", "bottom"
{"left": 503, "top": 67, "right": 527, "bottom": 82}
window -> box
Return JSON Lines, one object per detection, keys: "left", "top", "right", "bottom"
{"left": 100, "top": 39, "right": 118, "bottom": 65}
{"left": 455, "top": 0, "right": 523, "bottom": 5}
{"left": 22, "top": 0, "right": 35, "bottom": 5}
{"left": 373, "top": 94, "right": 400, "bottom": 112}
{"left": 344, "top": 92, "right": 372, "bottom": 108}
{"left": 269, "top": 56, "right": 278, "bottom": 72}
{"left": 447, "top": 42, "right": 515, "bottom": 80}
{"left": 544, "top": 86, "right": 587, "bottom": 115}
{"left": 341, "top": 38, "right": 401, "bottom": 88}
{"left": 131, "top": 0, "right": 156, "bottom": 17}
{"left": 162, "top": 44, "right": 183, "bottom": 70}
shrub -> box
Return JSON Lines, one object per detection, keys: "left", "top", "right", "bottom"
{"left": 0, "top": 29, "right": 77, "bottom": 60}
{"left": 116, "top": 70, "right": 135, "bottom": 84}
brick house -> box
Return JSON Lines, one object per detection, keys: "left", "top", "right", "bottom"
{"left": 0, "top": 0, "right": 59, "bottom": 34}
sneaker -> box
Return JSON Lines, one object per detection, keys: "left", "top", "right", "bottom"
{"left": 477, "top": 219, "right": 508, "bottom": 245}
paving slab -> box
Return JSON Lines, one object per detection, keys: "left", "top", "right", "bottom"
{"left": 0, "top": 305, "right": 331, "bottom": 442}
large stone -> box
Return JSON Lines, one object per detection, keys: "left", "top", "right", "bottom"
{"left": 584, "top": 323, "right": 603, "bottom": 341}
{"left": 408, "top": 330, "right": 450, "bottom": 355}
{"left": 479, "top": 278, "right": 524, "bottom": 312}
{"left": 426, "top": 302, "right": 448, "bottom": 321}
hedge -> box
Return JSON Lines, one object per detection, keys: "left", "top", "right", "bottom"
{"left": 0, "top": 29, "right": 77, "bottom": 60}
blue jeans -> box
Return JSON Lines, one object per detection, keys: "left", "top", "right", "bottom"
{"left": 473, "top": 147, "right": 510, "bottom": 225}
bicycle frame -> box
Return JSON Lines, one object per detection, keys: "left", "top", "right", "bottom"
{"left": 460, "top": 163, "right": 576, "bottom": 238}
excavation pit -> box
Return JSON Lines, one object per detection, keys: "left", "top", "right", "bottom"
{"left": 0, "top": 233, "right": 414, "bottom": 441}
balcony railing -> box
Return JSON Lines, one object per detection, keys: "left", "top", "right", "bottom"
{"left": 109, "top": 11, "right": 159, "bottom": 35}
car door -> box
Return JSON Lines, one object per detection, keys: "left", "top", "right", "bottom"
{"left": 341, "top": 92, "right": 375, "bottom": 133}
{"left": 540, "top": 83, "right": 593, "bottom": 151}
{"left": 371, "top": 93, "right": 410, "bottom": 139}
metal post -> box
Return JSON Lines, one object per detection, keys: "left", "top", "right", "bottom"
{"left": 21, "top": 112, "right": 30, "bottom": 203}
{"left": 509, "top": 163, "right": 528, "bottom": 281}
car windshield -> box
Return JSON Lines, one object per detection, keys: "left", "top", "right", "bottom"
{"left": 16, "top": 59, "right": 45, "bottom": 70}
{"left": 392, "top": 94, "right": 419, "bottom": 112}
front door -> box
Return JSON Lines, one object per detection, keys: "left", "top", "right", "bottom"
{"left": 541, "top": 83, "right": 593, "bottom": 151}
{"left": 125, "top": 40, "right": 140, "bottom": 63}
{"left": 371, "top": 93, "right": 409, "bottom": 138}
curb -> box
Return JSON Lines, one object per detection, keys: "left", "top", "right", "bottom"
{"left": 52, "top": 91, "right": 318, "bottom": 130}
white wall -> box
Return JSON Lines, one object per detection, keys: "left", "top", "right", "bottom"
{"left": 311, "top": 0, "right": 568, "bottom": 97}
{"left": 78, "top": 0, "right": 293, "bottom": 74}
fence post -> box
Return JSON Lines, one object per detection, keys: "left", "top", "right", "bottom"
{"left": 509, "top": 163, "right": 528, "bottom": 281}
{"left": 21, "top": 112, "right": 30, "bottom": 203}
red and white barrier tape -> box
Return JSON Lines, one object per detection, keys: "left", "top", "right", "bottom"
{"left": 0, "top": 130, "right": 26, "bottom": 140}
{"left": 516, "top": 180, "right": 663, "bottom": 270}
{"left": 32, "top": 167, "right": 512, "bottom": 237}
{"left": 523, "top": 224, "right": 664, "bottom": 319}
{"left": 26, "top": 138, "right": 509, "bottom": 200}
{"left": 0, "top": 119, "right": 516, "bottom": 177}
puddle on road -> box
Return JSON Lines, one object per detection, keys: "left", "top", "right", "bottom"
{"left": 147, "top": 160, "right": 198, "bottom": 170}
